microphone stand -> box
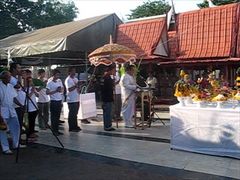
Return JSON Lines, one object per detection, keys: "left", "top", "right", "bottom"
{"left": 15, "top": 79, "right": 64, "bottom": 163}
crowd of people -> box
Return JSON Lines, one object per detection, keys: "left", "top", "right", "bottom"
{"left": 0, "top": 62, "right": 156, "bottom": 154}
{"left": 0, "top": 63, "right": 92, "bottom": 154}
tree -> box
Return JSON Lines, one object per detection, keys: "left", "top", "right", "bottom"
{"left": 127, "top": 0, "right": 171, "bottom": 20}
{"left": 197, "top": 0, "right": 238, "bottom": 9}
{"left": 0, "top": 0, "right": 78, "bottom": 39}
{"left": 197, "top": 0, "right": 209, "bottom": 8}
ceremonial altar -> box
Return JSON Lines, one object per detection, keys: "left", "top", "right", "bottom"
{"left": 170, "top": 103, "right": 240, "bottom": 159}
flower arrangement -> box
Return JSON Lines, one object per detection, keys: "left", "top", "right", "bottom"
{"left": 174, "top": 71, "right": 192, "bottom": 97}
{"left": 173, "top": 69, "right": 240, "bottom": 107}
{"left": 212, "top": 94, "right": 228, "bottom": 102}
{"left": 211, "top": 86, "right": 232, "bottom": 102}
{"left": 233, "top": 67, "right": 240, "bottom": 101}
{"left": 233, "top": 91, "right": 240, "bottom": 100}
{"left": 174, "top": 80, "right": 191, "bottom": 97}
{"left": 192, "top": 89, "right": 211, "bottom": 102}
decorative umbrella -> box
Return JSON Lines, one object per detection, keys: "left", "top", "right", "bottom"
{"left": 88, "top": 36, "right": 136, "bottom": 66}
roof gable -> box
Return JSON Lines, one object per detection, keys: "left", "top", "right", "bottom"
{"left": 116, "top": 17, "right": 168, "bottom": 59}
{"left": 177, "top": 3, "right": 239, "bottom": 60}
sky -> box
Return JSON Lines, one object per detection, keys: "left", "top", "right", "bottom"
{"left": 72, "top": 0, "right": 203, "bottom": 21}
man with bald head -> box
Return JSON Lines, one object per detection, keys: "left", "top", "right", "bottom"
{"left": 0, "top": 71, "right": 23, "bottom": 154}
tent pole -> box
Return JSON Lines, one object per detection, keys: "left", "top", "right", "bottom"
{"left": 85, "top": 52, "right": 88, "bottom": 86}
{"left": 47, "top": 65, "right": 51, "bottom": 78}
{"left": 7, "top": 49, "right": 12, "bottom": 68}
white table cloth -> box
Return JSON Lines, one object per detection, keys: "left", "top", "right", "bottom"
{"left": 170, "top": 103, "right": 240, "bottom": 159}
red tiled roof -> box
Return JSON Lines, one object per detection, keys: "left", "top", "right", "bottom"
{"left": 176, "top": 3, "right": 239, "bottom": 60}
{"left": 168, "top": 31, "right": 177, "bottom": 58}
{"left": 158, "top": 57, "right": 240, "bottom": 65}
{"left": 116, "top": 17, "right": 167, "bottom": 59}
{"left": 236, "top": 8, "right": 240, "bottom": 57}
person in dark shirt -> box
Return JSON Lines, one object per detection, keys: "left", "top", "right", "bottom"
{"left": 101, "top": 65, "right": 116, "bottom": 131}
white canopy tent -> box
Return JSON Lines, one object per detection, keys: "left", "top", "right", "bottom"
{"left": 0, "top": 14, "right": 122, "bottom": 65}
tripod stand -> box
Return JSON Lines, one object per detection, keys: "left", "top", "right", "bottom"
{"left": 148, "top": 96, "right": 166, "bottom": 127}
{"left": 15, "top": 79, "right": 64, "bottom": 163}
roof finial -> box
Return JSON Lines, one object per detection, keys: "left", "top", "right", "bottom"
{"left": 208, "top": 0, "right": 215, "bottom": 7}
{"left": 109, "top": 34, "right": 113, "bottom": 44}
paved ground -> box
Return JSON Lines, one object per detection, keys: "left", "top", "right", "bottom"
{"left": 1, "top": 106, "right": 239, "bottom": 179}
{"left": 0, "top": 144, "right": 235, "bottom": 180}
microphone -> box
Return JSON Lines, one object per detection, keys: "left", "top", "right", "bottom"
{"left": 138, "top": 75, "right": 149, "bottom": 88}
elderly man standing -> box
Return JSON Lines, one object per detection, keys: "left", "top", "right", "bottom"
{"left": 9, "top": 63, "right": 24, "bottom": 131}
{"left": 0, "top": 71, "right": 22, "bottom": 154}
{"left": 120, "top": 64, "right": 137, "bottom": 128}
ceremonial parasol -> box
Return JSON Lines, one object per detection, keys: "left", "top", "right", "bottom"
{"left": 88, "top": 36, "right": 136, "bottom": 66}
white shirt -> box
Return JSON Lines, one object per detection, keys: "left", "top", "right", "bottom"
{"left": 146, "top": 76, "right": 157, "bottom": 88}
{"left": 46, "top": 79, "right": 63, "bottom": 101}
{"left": 14, "top": 88, "right": 26, "bottom": 108}
{"left": 25, "top": 87, "right": 38, "bottom": 112}
{"left": 65, "top": 76, "right": 79, "bottom": 103}
{"left": 0, "top": 81, "right": 17, "bottom": 118}
{"left": 115, "top": 84, "right": 121, "bottom": 95}
{"left": 120, "top": 73, "right": 137, "bottom": 102}
{"left": 37, "top": 78, "right": 50, "bottom": 103}
{"left": 115, "top": 74, "right": 121, "bottom": 95}
{"left": 38, "top": 88, "right": 50, "bottom": 103}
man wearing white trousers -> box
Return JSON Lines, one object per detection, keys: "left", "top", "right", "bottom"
{"left": 0, "top": 71, "right": 22, "bottom": 154}
{"left": 120, "top": 64, "right": 137, "bottom": 128}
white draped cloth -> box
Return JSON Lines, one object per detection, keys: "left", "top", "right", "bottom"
{"left": 170, "top": 104, "right": 240, "bottom": 159}
{"left": 120, "top": 73, "right": 137, "bottom": 127}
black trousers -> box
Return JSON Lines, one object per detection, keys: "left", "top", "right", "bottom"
{"left": 50, "top": 100, "right": 62, "bottom": 133}
{"left": 15, "top": 107, "right": 24, "bottom": 132}
{"left": 67, "top": 102, "right": 79, "bottom": 130}
{"left": 28, "top": 110, "right": 38, "bottom": 136}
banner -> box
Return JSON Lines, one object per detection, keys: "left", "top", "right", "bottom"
{"left": 63, "top": 93, "right": 97, "bottom": 120}
{"left": 79, "top": 93, "right": 97, "bottom": 119}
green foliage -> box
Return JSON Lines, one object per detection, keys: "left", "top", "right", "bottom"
{"left": 127, "top": 0, "right": 171, "bottom": 20}
{"left": 212, "top": 0, "right": 239, "bottom": 5}
{"left": 197, "top": 0, "right": 238, "bottom": 9}
{"left": 197, "top": 0, "right": 209, "bottom": 8}
{"left": 0, "top": 67, "right": 9, "bottom": 73}
{"left": 32, "top": 78, "right": 45, "bottom": 87}
{"left": 0, "top": 0, "right": 78, "bottom": 39}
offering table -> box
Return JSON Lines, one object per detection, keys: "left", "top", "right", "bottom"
{"left": 170, "top": 103, "right": 240, "bottom": 159}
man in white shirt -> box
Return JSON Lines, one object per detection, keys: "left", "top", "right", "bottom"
{"left": 24, "top": 70, "right": 39, "bottom": 139}
{"left": 146, "top": 72, "right": 158, "bottom": 89}
{"left": 9, "top": 63, "right": 25, "bottom": 132}
{"left": 0, "top": 71, "right": 22, "bottom": 154}
{"left": 65, "top": 67, "right": 81, "bottom": 132}
{"left": 37, "top": 69, "right": 50, "bottom": 130}
{"left": 46, "top": 69, "right": 64, "bottom": 136}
